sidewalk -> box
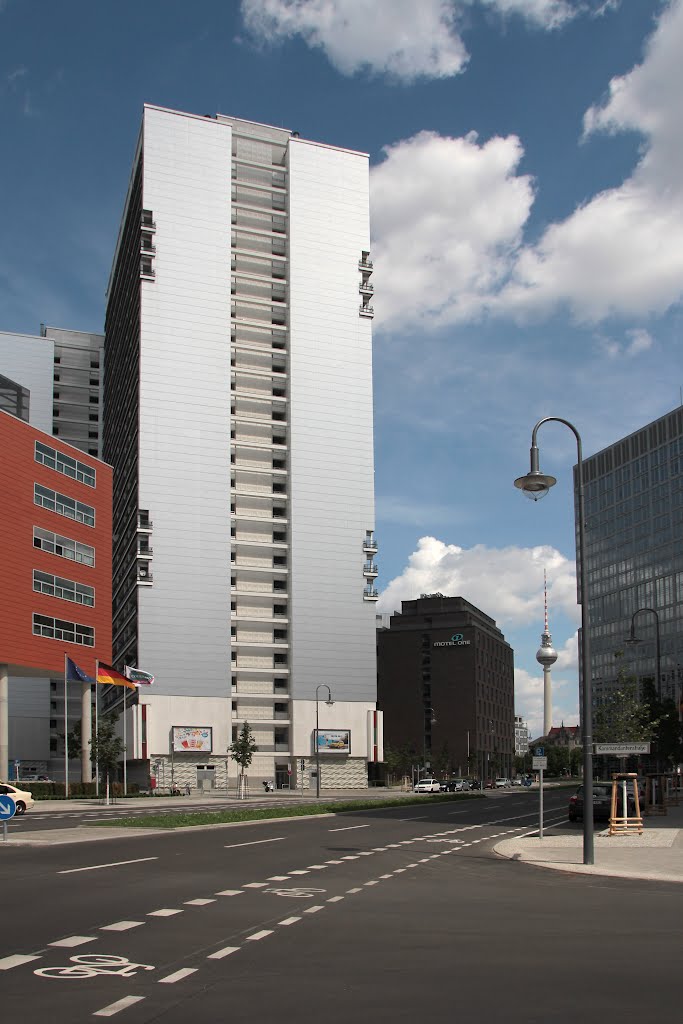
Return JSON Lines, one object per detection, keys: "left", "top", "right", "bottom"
{"left": 494, "top": 800, "right": 683, "bottom": 883}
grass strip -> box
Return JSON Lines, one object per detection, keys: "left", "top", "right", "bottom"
{"left": 93, "top": 792, "right": 485, "bottom": 829}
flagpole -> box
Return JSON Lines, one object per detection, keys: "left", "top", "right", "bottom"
{"left": 123, "top": 682, "right": 127, "bottom": 798}
{"left": 63, "top": 654, "right": 69, "bottom": 799}
{"left": 95, "top": 659, "right": 99, "bottom": 799}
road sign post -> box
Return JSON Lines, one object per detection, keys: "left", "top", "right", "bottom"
{"left": 0, "top": 793, "right": 16, "bottom": 842}
{"left": 532, "top": 756, "right": 548, "bottom": 838}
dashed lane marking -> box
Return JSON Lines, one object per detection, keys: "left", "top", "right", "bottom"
{"left": 207, "top": 946, "right": 240, "bottom": 960}
{"left": 346, "top": 887, "right": 362, "bottom": 894}
{"left": 304, "top": 906, "right": 324, "bottom": 914}
{"left": 158, "top": 968, "right": 198, "bottom": 984}
{"left": 243, "top": 883, "right": 268, "bottom": 888}
{"left": 364, "top": 881, "right": 379, "bottom": 887}
{"left": 101, "top": 921, "right": 145, "bottom": 932}
{"left": 148, "top": 909, "right": 183, "bottom": 918}
{"left": 341, "top": 855, "right": 359, "bottom": 861}
{"left": 278, "top": 917, "right": 301, "bottom": 926}
{"left": 58, "top": 857, "right": 158, "bottom": 875}
{"left": 184, "top": 898, "right": 216, "bottom": 906}
{"left": 215, "top": 889, "right": 243, "bottom": 897}
{"left": 224, "top": 838, "right": 285, "bottom": 850}
{"left": 93, "top": 996, "right": 145, "bottom": 1017}
{"left": 327, "top": 896, "right": 344, "bottom": 903}
{"left": 328, "top": 824, "right": 371, "bottom": 832}
{"left": 267, "top": 875, "right": 289, "bottom": 881}
{"left": 246, "top": 930, "right": 273, "bottom": 942}
{"left": 306, "top": 865, "right": 327, "bottom": 870}
{"left": 289, "top": 869, "right": 310, "bottom": 875}
{"left": 49, "top": 936, "right": 97, "bottom": 948}
{"left": 0, "top": 954, "right": 42, "bottom": 970}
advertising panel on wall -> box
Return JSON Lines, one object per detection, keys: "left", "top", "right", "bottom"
{"left": 172, "top": 726, "right": 213, "bottom": 752}
{"left": 315, "top": 730, "right": 351, "bottom": 754}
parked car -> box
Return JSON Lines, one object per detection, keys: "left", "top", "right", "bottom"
{"left": 568, "top": 783, "right": 637, "bottom": 822}
{"left": 495, "top": 778, "right": 512, "bottom": 788}
{"left": 511, "top": 777, "right": 523, "bottom": 786}
{"left": 440, "top": 778, "right": 471, "bottom": 792}
{"left": 414, "top": 778, "right": 441, "bottom": 793}
{"left": 0, "top": 782, "right": 34, "bottom": 815}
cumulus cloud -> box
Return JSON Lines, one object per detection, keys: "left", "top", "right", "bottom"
{"left": 240, "top": 1, "right": 586, "bottom": 82}
{"left": 497, "top": 0, "right": 683, "bottom": 322}
{"left": 241, "top": 0, "right": 468, "bottom": 81}
{"left": 371, "top": 130, "right": 534, "bottom": 330}
{"left": 377, "top": 535, "right": 578, "bottom": 626}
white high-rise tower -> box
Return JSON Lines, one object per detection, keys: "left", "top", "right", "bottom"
{"left": 536, "top": 570, "right": 557, "bottom": 738}
{"left": 104, "top": 105, "right": 379, "bottom": 791}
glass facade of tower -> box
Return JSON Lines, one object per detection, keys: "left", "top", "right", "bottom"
{"left": 576, "top": 406, "right": 683, "bottom": 707}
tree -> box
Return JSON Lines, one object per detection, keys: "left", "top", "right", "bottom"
{"left": 92, "top": 712, "right": 124, "bottom": 785}
{"left": 594, "top": 655, "right": 653, "bottom": 744}
{"left": 229, "top": 721, "right": 258, "bottom": 798}
{"left": 433, "top": 741, "right": 451, "bottom": 777}
{"left": 641, "top": 681, "right": 683, "bottom": 769}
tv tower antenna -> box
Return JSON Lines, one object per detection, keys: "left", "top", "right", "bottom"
{"left": 536, "top": 569, "right": 558, "bottom": 737}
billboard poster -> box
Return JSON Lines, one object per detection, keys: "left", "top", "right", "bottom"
{"left": 172, "top": 726, "right": 212, "bottom": 753}
{"left": 315, "top": 730, "right": 351, "bottom": 754}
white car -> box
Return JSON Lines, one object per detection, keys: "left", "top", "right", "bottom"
{"left": 414, "top": 778, "right": 441, "bottom": 793}
{"left": 0, "top": 783, "right": 34, "bottom": 815}
{"left": 495, "top": 778, "right": 512, "bottom": 788}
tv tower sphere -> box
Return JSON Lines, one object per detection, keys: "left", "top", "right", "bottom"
{"left": 536, "top": 633, "right": 558, "bottom": 668}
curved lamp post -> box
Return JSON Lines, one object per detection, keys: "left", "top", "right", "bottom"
{"left": 625, "top": 607, "right": 661, "bottom": 700}
{"left": 515, "top": 416, "right": 594, "bottom": 866}
{"left": 315, "top": 684, "right": 334, "bottom": 799}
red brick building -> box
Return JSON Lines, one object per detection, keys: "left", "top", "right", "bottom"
{"left": 0, "top": 410, "right": 112, "bottom": 779}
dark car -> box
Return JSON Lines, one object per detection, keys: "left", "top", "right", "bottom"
{"left": 568, "top": 783, "right": 636, "bottom": 822}
{"left": 440, "top": 778, "right": 470, "bottom": 793}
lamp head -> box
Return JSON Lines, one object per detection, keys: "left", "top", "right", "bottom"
{"left": 325, "top": 698, "right": 334, "bottom": 707}
{"left": 514, "top": 442, "right": 557, "bottom": 501}
{"left": 624, "top": 634, "right": 640, "bottom": 647}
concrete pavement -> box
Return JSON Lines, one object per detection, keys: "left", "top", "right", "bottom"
{"left": 495, "top": 797, "right": 683, "bottom": 883}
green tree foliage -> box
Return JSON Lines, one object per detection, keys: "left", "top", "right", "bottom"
{"left": 92, "top": 712, "right": 125, "bottom": 782}
{"left": 641, "top": 680, "right": 683, "bottom": 767}
{"left": 433, "top": 741, "right": 451, "bottom": 776}
{"left": 229, "top": 721, "right": 258, "bottom": 774}
{"left": 594, "top": 655, "right": 653, "bottom": 744}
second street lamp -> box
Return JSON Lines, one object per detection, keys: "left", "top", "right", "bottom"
{"left": 315, "top": 684, "right": 334, "bottom": 799}
{"left": 515, "top": 416, "right": 595, "bottom": 866}
{"left": 625, "top": 607, "right": 661, "bottom": 700}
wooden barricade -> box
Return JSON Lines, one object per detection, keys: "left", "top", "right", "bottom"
{"left": 609, "top": 772, "right": 643, "bottom": 836}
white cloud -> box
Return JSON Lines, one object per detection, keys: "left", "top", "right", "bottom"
{"left": 497, "top": 0, "right": 683, "bottom": 322}
{"left": 514, "top": 664, "right": 579, "bottom": 738}
{"left": 240, "top": 0, "right": 468, "bottom": 81}
{"left": 240, "top": 0, "right": 585, "bottom": 82}
{"left": 377, "top": 535, "right": 578, "bottom": 626}
{"left": 595, "top": 326, "right": 654, "bottom": 359}
{"left": 370, "top": 130, "right": 534, "bottom": 331}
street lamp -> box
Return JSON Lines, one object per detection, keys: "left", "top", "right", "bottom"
{"left": 625, "top": 607, "right": 661, "bottom": 700}
{"left": 315, "top": 684, "right": 334, "bottom": 799}
{"left": 515, "top": 416, "right": 595, "bottom": 866}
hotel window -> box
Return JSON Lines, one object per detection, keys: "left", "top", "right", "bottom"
{"left": 35, "top": 441, "right": 96, "bottom": 487}
{"left": 34, "top": 483, "right": 95, "bottom": 527}
{"left": 33, "top": 570, "right": 94, "bottom": 607}
{"left": 33, "top": 527, "right": 95, "bottom": 566}
{"left": 32, "top": 614, "right": 94, "bottom": 647}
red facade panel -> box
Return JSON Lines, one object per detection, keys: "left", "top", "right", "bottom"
{"left": 0, "top": 410, "right": 112, "bottom": 676}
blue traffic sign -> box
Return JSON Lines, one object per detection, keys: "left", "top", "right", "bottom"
{"left": 0, "top": 796, "right": 16, "bottom": 820}
{"left": 535, "top": 746, "right": 544, "bottom": 756}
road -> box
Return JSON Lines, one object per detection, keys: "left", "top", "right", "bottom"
{"left": 2, "top": 790, "right": 680, "bottom": 1022}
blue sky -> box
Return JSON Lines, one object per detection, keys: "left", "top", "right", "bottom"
{"left": 2, "top": 0, "right": 681, "bottom": 735}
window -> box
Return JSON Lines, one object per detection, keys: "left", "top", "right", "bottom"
{"left": 35, "top": 441, "right": 96, "bottom": 487}
{"left": 34, "top": 570, "right": 95, "bottom": 607}
{"left": 34, "top": 484, "right": 95, "bottom": 527}
{"left": 33, "top": 527, "right": 95, "bottom": 566}
{"left": 33, "top": 614, "right": 94, "bottom": 647}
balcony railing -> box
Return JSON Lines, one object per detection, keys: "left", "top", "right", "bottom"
{"left": 359, "top": 304, "right": 374, "bottom": 318}
{"left": 363, "top": 587, "right": 379, "bottom": 601}
{"left": 359, "top": 281, "right": 374, "bottom": 293}
{"left": 363, "top": 536, "right": 378, "bottom": 553}
{"left": 363, "top": 562, "right": 379, "bottom": 576}
{"left": 358, "top": 259, "right": 373, "bottom": 271}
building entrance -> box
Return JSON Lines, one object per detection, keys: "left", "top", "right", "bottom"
{"left": 196, "top": 764, "right": 216, "bottom": 791}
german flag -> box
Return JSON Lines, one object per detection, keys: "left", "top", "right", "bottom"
{"left": 97, "top": 662, "right": 137, "bottom": 690}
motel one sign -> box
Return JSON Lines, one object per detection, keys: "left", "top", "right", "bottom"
{"left": 433, "top": 633, "right": 471, "bottom": 648}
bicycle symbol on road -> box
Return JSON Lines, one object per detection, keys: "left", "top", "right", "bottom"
{"left": 35, "top": 954, "right": 155, "bottom": 980}
{"left": 264, "top": 886, "right": 327, "bottom": 898}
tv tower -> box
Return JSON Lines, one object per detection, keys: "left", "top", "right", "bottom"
{"left": 536, "top": 570, "right": 557, "bottom": 737}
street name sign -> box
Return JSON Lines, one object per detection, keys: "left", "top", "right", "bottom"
{"left": 595, "top": 743, "right": 650, "bottom": 755}
{"left": 532, "top": 756, "right": 548, "bottom": 769}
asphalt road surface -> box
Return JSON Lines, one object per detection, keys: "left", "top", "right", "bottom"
{"left": 2, "top": 790, "right": 680, "bottom": 1023}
